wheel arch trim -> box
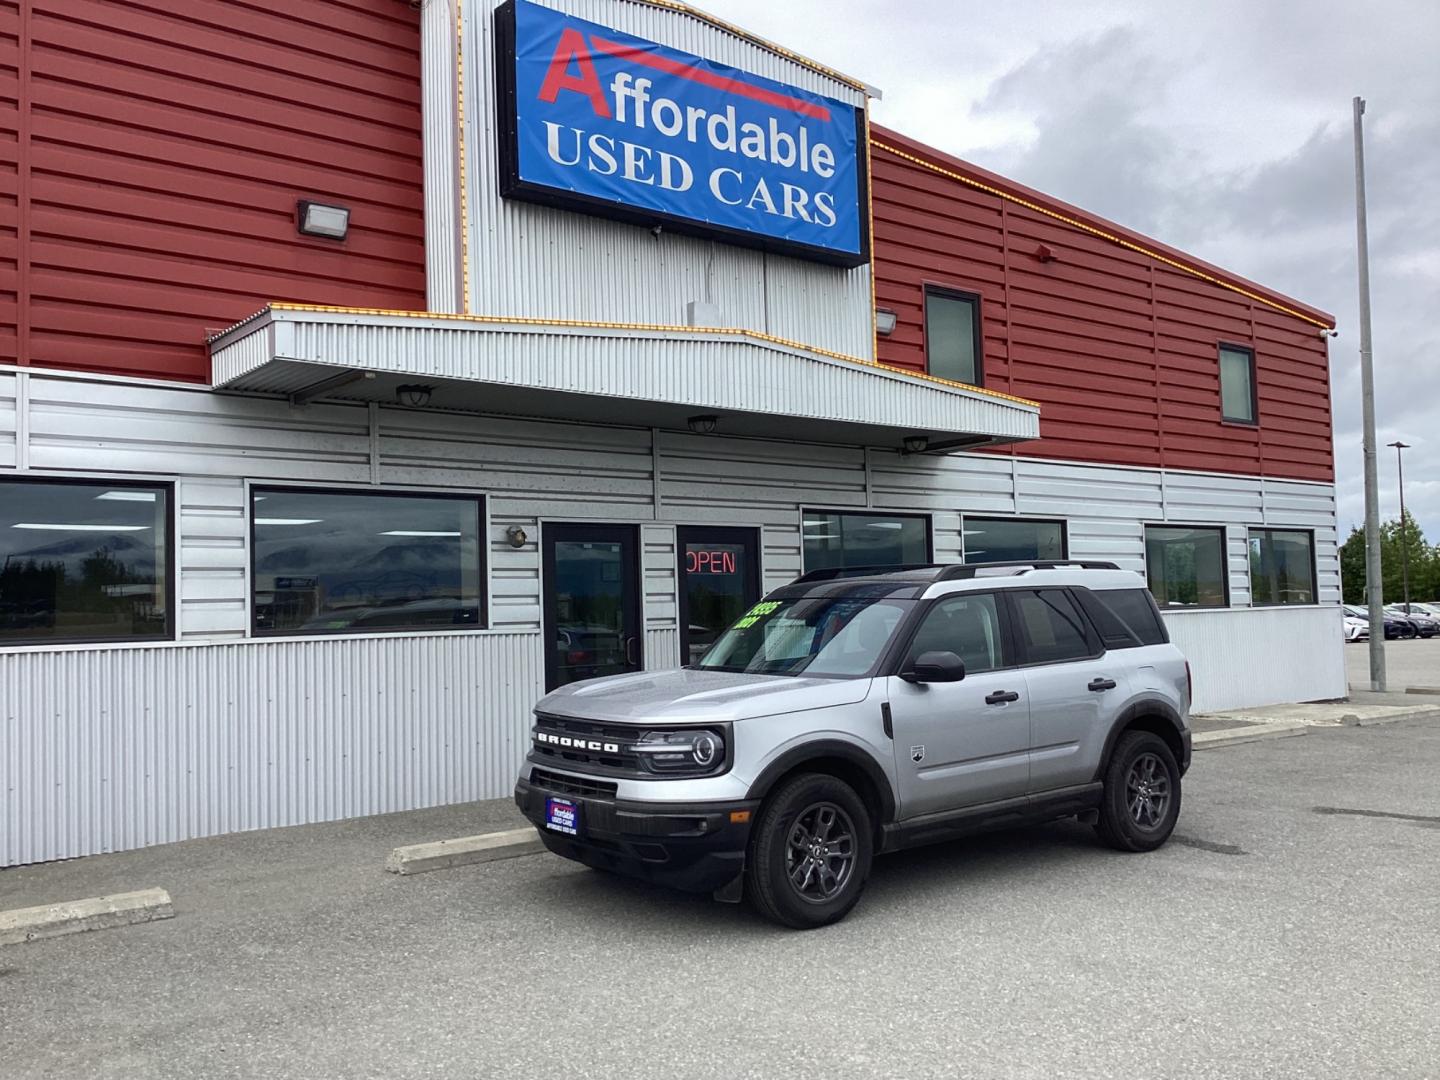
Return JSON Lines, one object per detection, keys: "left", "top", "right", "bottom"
{"left": 746, "top": 739, "right": 898, "bottom": 825}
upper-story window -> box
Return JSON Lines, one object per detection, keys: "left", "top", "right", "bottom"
{"left": 924, "top": 286, "right": 982, "bottom": 386}
{"left": 1219, "top": 344, "right": 1258, "bottom": 424}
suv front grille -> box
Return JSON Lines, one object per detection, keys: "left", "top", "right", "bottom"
{"left": 530, "top": 767, "right": 619, "bottom": 800}
{"left": 531, "top": 713, "right": 644, "bottom": 774}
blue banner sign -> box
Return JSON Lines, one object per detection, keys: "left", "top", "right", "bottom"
{"left": 495, "top": 0, "right": 868, "bottom": 267}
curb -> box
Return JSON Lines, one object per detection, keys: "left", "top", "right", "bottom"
{"left": 386, "top": 827, "right": 544, "bottom": 876}
{"left": 1192, "top": 720, "right": 1309, "bottom": 750}
{"left": 1340, "top": 707, "right": 1440, "bottom": 728}
{"left": 0, "top": 887, "right": 174, "bottom": 947}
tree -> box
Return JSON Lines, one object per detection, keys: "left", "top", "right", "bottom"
{"left": 1340, "top": 512, "right": 1439, "bottom": 605}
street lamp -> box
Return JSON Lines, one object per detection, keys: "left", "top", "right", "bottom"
{"left": 1388, "top": 440, "right": 1411, "bottom": 613}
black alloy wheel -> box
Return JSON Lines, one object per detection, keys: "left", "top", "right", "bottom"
{"left": 747, "top": 772, "right": 873, "bottom": 930}
{"left": 1095, "top": 730, "right": 1181, "bottom": 852}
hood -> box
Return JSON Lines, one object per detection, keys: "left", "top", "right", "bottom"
{"left": 536, "top": 668, "right": 873, "bottom": 725}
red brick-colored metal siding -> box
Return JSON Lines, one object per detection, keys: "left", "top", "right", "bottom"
{"left": 871, "top": 128, "right": 1335, "bottom": 482}
{"left": 0, "top": 0, "right": 425, "bottom": 384}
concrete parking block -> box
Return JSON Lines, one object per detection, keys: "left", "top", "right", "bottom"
{"left": 1193, "top": 719, "right": 1309, "bottom": 750}
{"left": 385, "top": 827, "right": 544, "bottom": 876}
{"left": 0, "top": 887, "right": 174, "bottom": 947}
{"left": 1404, "top": 686, "right": 1440, "bottom": 696}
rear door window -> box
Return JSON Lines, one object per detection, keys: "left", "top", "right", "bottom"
{"left": 1011, "top": 589, "right": 1096, "bottom": 664}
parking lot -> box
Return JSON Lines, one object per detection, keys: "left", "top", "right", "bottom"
{"left": 3, "top": 719, "right": 1438, "bottom": 1080}
{"left": 1344, "top": 633, "right": 1440, "bottom": 691}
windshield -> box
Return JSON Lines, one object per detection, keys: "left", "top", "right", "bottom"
{"left": 695, "top": 594, "right": 913, "bottom": 677}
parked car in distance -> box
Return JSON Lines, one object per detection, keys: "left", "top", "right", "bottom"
{"left": 1343, "top": 613, "right": 1370, "bottom": 642}
{"left": 516, "top": 560, "right": 1192, "bottom": 929}
{"left": 1386, "top": 605, "right": 1438, "bottom": 638}
{"left": 1345, "top": 604, "right": 1415, "bottom": 640}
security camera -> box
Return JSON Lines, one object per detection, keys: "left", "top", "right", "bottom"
{"left": 1318, "top": 328, "right": 1338, "bottom": 339}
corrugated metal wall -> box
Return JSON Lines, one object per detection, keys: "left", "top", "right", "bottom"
{"left": 453, "top": 0, "right": 875, "bottom": 359}
{"left": 1, "top": 370, "right": 1343, "bottom": 865}
{"left": 1, "top": 633, "right": 544, "bottom": 866}
{"left": 1166, "top": 608, "right": 1345, "bottom": 712}
{"left": 870, "top": 126, "right": 1335, "bottom": 482}
{"left": 0, "top": 0, "right": 427, "bottom": 381}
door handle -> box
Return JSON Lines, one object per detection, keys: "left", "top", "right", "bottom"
{"left": 985, "top": 691, "right": 1020, "bottom": 705}
{"left": 624, "top": 636, "right": 638, "bottom": 666}
{"left": 1088, "top": 678, "right": 1118, "bottom": 692}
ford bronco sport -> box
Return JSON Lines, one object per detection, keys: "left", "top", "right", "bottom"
{"left": 515, "top": 560, "right": 1192, "bottom": 929}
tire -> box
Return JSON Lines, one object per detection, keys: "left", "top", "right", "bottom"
{"left": 746, "top": 772, "right": 873, "bottom": 930}
{"left": 1094, "top": 730, "right": 1181, "bottom": 853}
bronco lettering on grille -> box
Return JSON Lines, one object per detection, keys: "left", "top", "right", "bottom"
{"left": 536, "top": 732, "right": 620, "bottom": 754}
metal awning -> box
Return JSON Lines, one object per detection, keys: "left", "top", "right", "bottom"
{"left": 209, "top": 305, "right": 1040, "bottom": 452}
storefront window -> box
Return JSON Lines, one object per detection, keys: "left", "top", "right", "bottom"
{"left": 251, "top": 488, "right": 484, "bottom": 635}
{"left": 1249, "top": 529, "right": 1316, "bottom": 606}
{"left": 962, "top": 517, "right": 1066, "bottom": 563}
{"left": 0, "top": 479, "right": 171, "bottom": 645}
{"left": 678, "top": 527, "right": 759, "bottom": 665}
{"left": 1145, "top": 525, "right": 1228, "bottom": 608}
{"left": 802, "top": 511, "right": 930, "bottom": 573}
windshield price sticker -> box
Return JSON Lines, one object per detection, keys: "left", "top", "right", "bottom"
{"left": 733, "top": 600, "right": 781, "bottom": 629}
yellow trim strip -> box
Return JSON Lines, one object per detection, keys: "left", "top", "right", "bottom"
{"left": 256, "top": 302, "right": 1042, "bottom": 409}
{"left": 872, "top": 140, "right": 1334, "bottom": 331}
{"left": 632, "top": 0, "right": 871, "bottom": 94}
{"left": 455, "top": 1, "right": 472, "bottom": 314}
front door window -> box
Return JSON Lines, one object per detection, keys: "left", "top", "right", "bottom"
{"left": 543, "top": 525, "right": 643, "bottom": 689}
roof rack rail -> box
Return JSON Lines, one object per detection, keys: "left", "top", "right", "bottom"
{"left": 936, "top": 559, "right": 1121, "bottom": 580}
{"left": 792, "top": 563, "right": 946, "bottom": 583}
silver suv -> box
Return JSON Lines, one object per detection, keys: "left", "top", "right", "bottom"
{"left": 515, "top": 561, "right": 1192, "bottom": 929}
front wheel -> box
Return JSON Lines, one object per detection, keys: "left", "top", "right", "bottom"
{"left": 1095, "top": 730, "right": 1181, "bottom": 852}
{"left": 746, "top": 773, "right": 873, "bottom": 929}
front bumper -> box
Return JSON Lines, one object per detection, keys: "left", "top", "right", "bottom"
{"left": 515, "top": 774, "right": 760, "bottom": 894}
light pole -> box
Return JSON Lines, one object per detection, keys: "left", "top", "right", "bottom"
{"left": 1354, "top": 96, "right": 1386, "bottom": 690}
{"left": 1389, "top": 440, "right": 1411, "bottom": 612}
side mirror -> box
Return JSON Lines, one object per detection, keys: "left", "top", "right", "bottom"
{"left": 902, "top": 650, "right": 966, "bottom": 684}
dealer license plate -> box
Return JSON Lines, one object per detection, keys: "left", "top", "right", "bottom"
{"left": 545, "top": 796, "right": 580, "bottom": 836}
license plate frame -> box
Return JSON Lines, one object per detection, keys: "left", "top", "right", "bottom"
{"left": 544, "top": 796, "right": 581, "bottom": 837}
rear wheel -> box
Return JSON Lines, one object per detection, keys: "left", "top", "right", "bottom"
{"left": 1095, "top": 730, "right": 1181, "bottom": 852}
{"left": 747, "top": 773, "right": 873, "bottom": 929}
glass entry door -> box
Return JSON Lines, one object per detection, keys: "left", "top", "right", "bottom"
{"left": 677, "top": 526, "right": 761, "bottom": 665}
{"left": 543, "top": 524, "right": 643, "bottom": 690}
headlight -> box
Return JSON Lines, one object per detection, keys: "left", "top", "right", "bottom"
{"left": 633, "top": 729, "right": 726, "bottom": 775}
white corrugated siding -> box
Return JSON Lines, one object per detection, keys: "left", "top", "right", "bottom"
{"left": 0, "top": 371, "right": 16, "bottom": 468}
{"left": 451, "top": 0, "right": 875, "bottom": 359}
{"left": 422, "top": 0, "right": 464, "bottom": 314}
{"left": 1165, "top": 607, "right": 1346, "bottom": 713}
{"left": 1, "top": 633, "right": 543, "bottom": 866}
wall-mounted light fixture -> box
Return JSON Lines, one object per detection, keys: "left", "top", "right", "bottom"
{"left": 395, "top": 384, "right": 433, "bottom": 408}
{"left": 902, "top": 435, "right": 930, "bottom": 455}
{"left": 297, "top": 200, "right": 350, "bottom": 241}
{"left": 875, "top": 308, "right": 898, "bottom": 336}
{"left": 1034, "top": 243, "right": 1057, "bottom": 264}
{"left": 505, "top": 524, "right": 529, "bottom": 549}
{"left": 687, "top": 415, "right": 718, "bottom": 435}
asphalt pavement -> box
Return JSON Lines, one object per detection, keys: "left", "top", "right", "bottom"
{"left": 1345, "top": 634, "right": 1440, "bottom": 691}
{"left": 2, "top": 720, "right": 1438, "bottom": 1080}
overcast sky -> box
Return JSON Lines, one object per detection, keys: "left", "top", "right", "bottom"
{"left": 704, "top": 0, "right": 1440, "bottom": 540}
